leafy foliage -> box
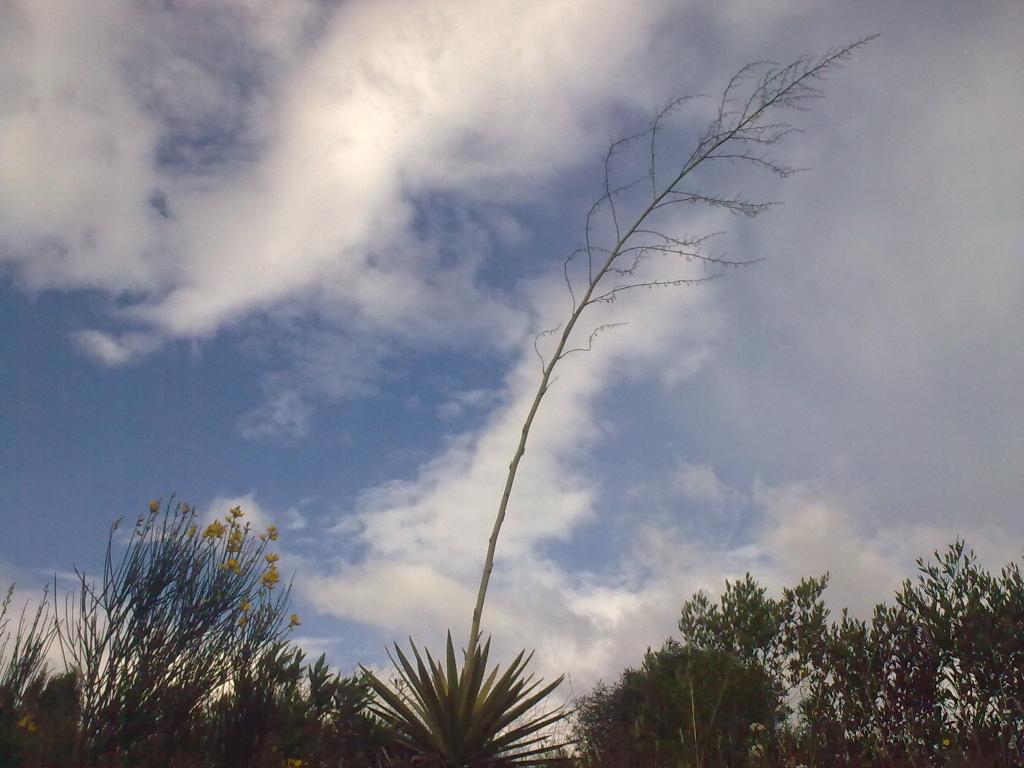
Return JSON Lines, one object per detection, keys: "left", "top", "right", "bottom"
{"left": 204, "top": 642, "right": 388, "bottom": 768}
{"left": 364, "top": 632, "right": 569, "bottom": 767}
{"left": 54, "top": 499, "right": 296, "bottom": 765}
{"left": 574, "top": 641, "right": 779, "bottom": 768}
{"left": 671, "top": 540, "right": 1024, "bottom": 767}
{"left": 4, "top": 496, "right": 1021, "bottom": 768}
{"left": 0, "top": 583, "right": 59, "bottom": 768}
{"left": 0, "top": 584, "right": 56, "bottom": 710}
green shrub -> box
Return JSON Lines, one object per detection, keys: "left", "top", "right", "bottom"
{"left": 364, "top": 633, "right": 569, "bottom": 768}
{"left": 203, "top": 643, "right": 388, "bottom": 768}
{"left": 0, "top": 582, "right": 58, "bottom": 767}
{"left": 666, "top": 540, "right": 1024, "bottom": 767}
{"left": 574, "top": 641, "right": 779, "bottom": 768}
{"left": 55, "top": 499, "right": 296, "bottom": 766}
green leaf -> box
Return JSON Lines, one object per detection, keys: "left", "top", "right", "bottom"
{"left": 366, "top": 633, "right": 567, "bottom": 766}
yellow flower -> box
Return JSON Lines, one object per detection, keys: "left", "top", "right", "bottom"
{"left": 240, "top": 600, "right": 252, "bottom": 612}
{"left": 942, "top": 737, "right": 951, "bottom": 747}
{"left": 267, "top": 525, "right": 279, "bottom": 541}
{"left": 202, "top": 520, "right": 226, "bottom": 539}
{"left": 186, "top": 525, "right": 197, "bottom": 537}
{"left": 261, "top": 567, "right": 280, "bottom": 589}
{"left": 284, "top": 759, "right": 303, "bottom": 768}
{"left": 16, "top": 714, "right": 38, "bottom": 732}
{"left": 149, "top": 499, "right": 160, "bottom": 514}
{"left": 238, "top": 615, "right": 248, "bottom": 627}
{"left": 289, "top": 613, "right": 301, "bottom": 627}
{"left": 265, "top": 552, "right": 280, "bottom": 564}
{"left": 230, "top": 505, "right": 244, "bottom": 519}
{"left": 226, "top": 529, "right": 244, "bottom": 553}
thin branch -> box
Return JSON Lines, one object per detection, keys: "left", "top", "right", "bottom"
{"left": 651, "top": 192, "right": 781, "bottom": 216}
{"left": 533, "top": 322, "right": 562, "bottom": 374}
{"left": 558, "top": 322, "right": 629, "bottom": 360}
{"left": 563, "top": 249, "right": 584, "bottom": 313}
{"left": 590, "top": 274, "right": 721, "bottom": 305}
{"left": 604, "top": 129, "right": 650, "bottom": 243}
{"left": 650, "top": 94, "right": 707, "bottom": 200}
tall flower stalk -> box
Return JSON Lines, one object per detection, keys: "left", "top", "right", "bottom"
{"left": 367, "top": 39, "right": 873, "bottom": 768}
{"left": 467, "top": 38, "right": 875, "bottom": 657}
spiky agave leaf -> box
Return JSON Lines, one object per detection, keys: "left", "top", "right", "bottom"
{"left": 363, "top": 632, "right": 570, "bottom": 767}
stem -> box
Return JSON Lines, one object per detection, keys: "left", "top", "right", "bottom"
{"left": 466, "top": 39, "right": 871, "bottom": 656}
{"left": 468, "top": 137, "right": 723, "bottom": 655}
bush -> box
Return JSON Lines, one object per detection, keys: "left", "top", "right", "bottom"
{"left": 574, "top": 641, "right": 780, "bottom": 768}
{"left": 573, "top": 540, "right": 1024, "bottom": 768}
{"left": 0, "top": 496, "right": 398, "bottom": 768}
{"left": 55, "top": 499, "right": 296, "bottom": 766}
{"left": 203, "top": 643, "right": 388, "bottom": 768}
{"left": 0, "top": 583, "right": 58, "bottom": 768}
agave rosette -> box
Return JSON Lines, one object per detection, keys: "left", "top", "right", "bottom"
{"left": 363, "top": 632, "right": 568, "bottom": 766}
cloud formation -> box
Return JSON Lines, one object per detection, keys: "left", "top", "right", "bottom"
{"left": 4, "top": 1, "right": 1023, "bottom": 690}
{"left": 291, "top": 3, "right": 1024, "bottom": 685}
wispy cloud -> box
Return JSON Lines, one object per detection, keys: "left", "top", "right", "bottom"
{"left": 300, "top": 271, "right": 724, "bottom": 680}
{"left": 673, "top": 462, "right": 744, "bottom": 509}
{"left": 70, "top": 330, "right": 161, "bottom": 367}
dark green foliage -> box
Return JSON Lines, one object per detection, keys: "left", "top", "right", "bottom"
{"left": 0, "top": 498, "right": 395, "bottom": 768}
{"left": 0, "top": 584, "right": 60, "bottom": 768}
{"left": 203, "top": 643, "right": 388, "bottom": 768}
{"left": 0, "top": 671, "right": 80, "bottom": 767}
{"left": 574, "top": 641, "right": 779, "bottom": 768}
{"left": 670, "top": 540, "right": 1024, "bottom": 767}
{"left": 678, "top": 572, "right": 832, "bottom": 709}
{"left": 55, "top": 499, "right": 296, "bottom": 765}
{"left": 6, "top": 494, "right": 1022, "bottom": 768}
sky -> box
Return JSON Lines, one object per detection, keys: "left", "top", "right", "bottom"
{"left": 2, "top": 0, "right": 1023, "bottom": 692}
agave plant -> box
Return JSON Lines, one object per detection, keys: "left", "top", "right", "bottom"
{"left": 363, "top": 632, "right": 569, "bottom": 767}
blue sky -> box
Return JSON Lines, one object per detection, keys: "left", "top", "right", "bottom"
{"left": 2, "top": 0, "right": 1023, "bottom": 687}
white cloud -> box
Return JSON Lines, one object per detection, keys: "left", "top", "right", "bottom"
{"left": 2, "top": 0, "right": 714, "bottom": 439}
{"left": 674, "top": 461, "right": 743, "bottom": 509}
{"left": 70, "top": 330, "right": 161, "bottom": 367}
{"left": 697, "top": 3, "right": 1024, "bottom": 536}
{"left": 1, "top": 0, "right": 687, "bottom": 361}
{"left": 437, "top": 387, "right": 500, "bottom": 420}
{"left": 238, "top": 386, "right": 314, "bottom": 442}
{"left": 281, "top": 506, "right": 308, "bottom": 531}
{"left": 301, "top": 263, "right": 724, "bottom": 681}
{"left": 0, "top": 2, "right": 163, "bottom": 294}
{"left": 6, "top": 0, "right": 1024, "bottom": 693}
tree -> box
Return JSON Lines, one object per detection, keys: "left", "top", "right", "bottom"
{"left": 671, "top": 541, "right": 1024, "bottom": 767}
{"left": 574, "top": 641, "right": 780, "bottom": 768}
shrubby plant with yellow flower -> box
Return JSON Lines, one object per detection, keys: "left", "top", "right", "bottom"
{"left": 52, "top": 497, "right": 297, "bottom": 766}
{"left": 1, "top": 582, "right": 67, "bottom": 764}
